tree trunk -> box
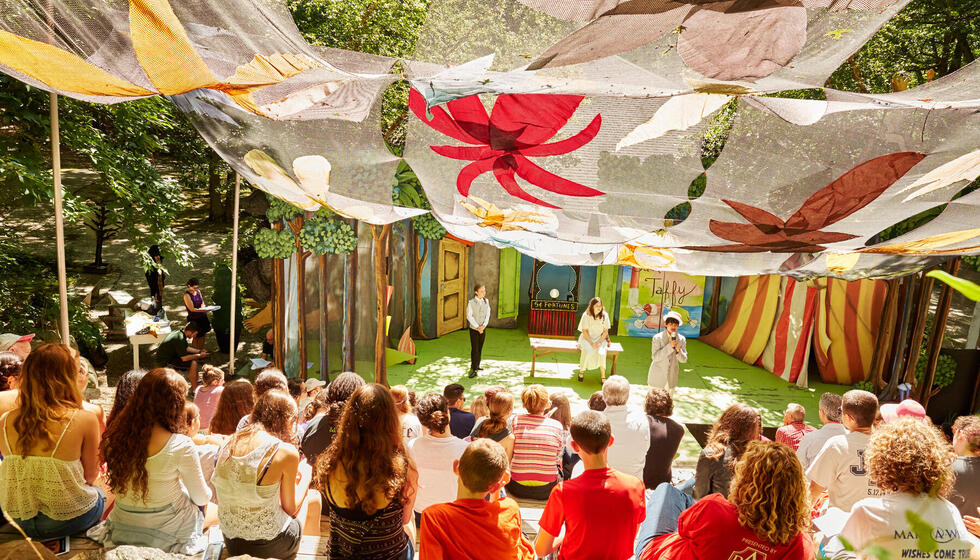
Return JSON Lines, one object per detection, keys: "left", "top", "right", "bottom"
{"left": 342, "top": 223, "right": 358, "bottom": 372}
{"left": 207, "top": 153, "right": 225, "bottom": 223}
{"left": 919, "top": 258, "right": 960, "bottom": 408}
{"left": 902, "top": 270, "right": 936, "bottom": 386}
{"left": 372, "top": 224, "right": 392, "bottom": 385}
{"left": 414, "top": 235, "right": 430, "bottom": 339}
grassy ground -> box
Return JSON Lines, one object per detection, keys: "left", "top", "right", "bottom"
{"left": 387, "top": 327, "right": 847, "bottom": 465}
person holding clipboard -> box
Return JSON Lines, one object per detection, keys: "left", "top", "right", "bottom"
{"left": 648, "top": 311, "right": 687, "bottom": 390}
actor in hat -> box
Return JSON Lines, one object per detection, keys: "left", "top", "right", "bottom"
{"left": 647, "top": 311, "right": 687, "bottom": 390}
{"left": 0, "top": 333, "right": 34, "bottom": 360}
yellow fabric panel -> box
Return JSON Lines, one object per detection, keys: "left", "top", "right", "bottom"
{"left": 0, "top": 30, "right": 154, "bottom": 97}
{"left": 742, "top": 275, "right": 781, "bottom": 362}
{"left": 715, "top": 275, "right": 761, "bottom": 356}
{"left": 827, "top": 278, "right": 851, "bottom": 385}
{"left": 129, "top": 0, "right": 218, "bottom": 94}
{"left": 855, "top": 280, "right": 876, "bottom": 376}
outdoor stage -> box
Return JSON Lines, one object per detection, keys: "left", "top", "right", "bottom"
{"left": 387, "top": 326, "right": 848, "bottom": 465}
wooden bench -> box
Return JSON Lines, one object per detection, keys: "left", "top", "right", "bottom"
{"left": 529, "top": 336, "right": 624, "bottom": 377}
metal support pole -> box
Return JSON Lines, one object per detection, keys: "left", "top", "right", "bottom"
{"left": 228, "top": 173, "right": 240, "bottom": 374}
{"left": 51, "top": 93, "right": 70, "bottom": 345}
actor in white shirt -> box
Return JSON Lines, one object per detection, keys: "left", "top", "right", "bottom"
{"left": 466, "top": 284, "right": 490, "bottom": 379}
{"left": 647, "top": 311, "right": 688, "bottom": 389}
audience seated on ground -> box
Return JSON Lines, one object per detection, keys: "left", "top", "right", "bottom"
{"left": 105, "top": 369, "right": 147, "bottom": 427}
{"left": 391, "top": 384, "right": 422, "bottom": 446}
{"left": 602, "top": 375, "right": 650, "bottom": 481}
{"left": 549, "top": 393, "right": 579, "bottom": 481}
{"left": 213, "top": 390, "right": 321, "bottom": 559}
{"left": 824, "top": 418, "right": 980, "bottom": 559}
{"left": 693, "top": 403, "right": 761, "bottom": 499}
{"left": 507, "top": 384, "right": 563, "bottom": 500}
{"left": 0, "top": 332, "right": 33, "bottom": 360}
{"left": 0, "top": 351, "right": 23, "bottom": 419}
{"left": 470, "top": 390, "right": 516, "bottom": 460}
{"left": 408, "top": 393, "right": 469, "bottom": 531}
{"left": 795, "top": 392, "right": 844, "bottom": 471}
{"left": 182, "top": 402, "right": 222, "bottom": 499}
{"left": 94, "top": 368, "right": 213, "bottom": 554}
{"left": 636, "top": 441, "right": 813, "bottom": 560}
{"left": 315, "top": 384, "right": 418, "bottom": 560}
{"left": 298, "top": 378, "right": 325, "bottom": 420}
{"left": 470, "top": 394, "right": 489, "bottom": 420}
{"left": 588, "top": 390, "right": 606, "bottom": 411}
{"left": 535, "top": 410, "right": 646, "bottom": 560}
{"left": 951, "top": 415, "right": 980, "bottom": 518}
{"left": 154, "top": 321, "right": 207, "bottom": 389}
{"left": 807, "top": 389, "right": 879, "bottom": 512}
{"left": 238, "top": 368, "right": 289, "bottom": 431}
{"left": 300, "top": 371, "right": 364, "bottom": 465}
{"left": 643, "top": 388, "right": 684, "bottom": 490}
{"left": 71, "top": 347, "right": 106, "bottom": 433}
{"left": 420, "top": 439, "right": 535, "bottom": 560}
{"left": 0, "top": 344, "right": 104, "bottom": 540}
{"left": 444, "top": 383, "right": 476, "bottom": 439}
{"left": 193, "top": 364, "right": 224, "bottom": 430}
{"left": 209, "top": 378, "right": 255, "bottom": 436}
{"left": 775, "top": 403, "right": 814, "bottom": 451}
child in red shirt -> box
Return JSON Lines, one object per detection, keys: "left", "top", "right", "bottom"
{"left": 420, "top": 439, "right": 535, "bottom": 560}
{"left": 636, "top": 441, "right": 814, "bottom": 560}
{"left": 535, "top": 410, "right": 646, "bottom": 560}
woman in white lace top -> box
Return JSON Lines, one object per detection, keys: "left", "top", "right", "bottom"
{"left": 213, "top": 389, "right": 321, "bottom": 558}
{"left": 0, "top": 343, "right": 104, "bottom": 540}
{"left": 93, "top": 368, "right": 213, "bottom": 554}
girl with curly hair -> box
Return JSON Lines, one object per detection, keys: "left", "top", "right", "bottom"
{"left": 694, "top": 403, "right": 761, "bottom": 499}
{"left": 209, "top": 379, "right": 255, "bottom": 436}
{"left": 315, "top": 384, "right": 418, "bottom": 560}
{"left": 0, "top": 344, "right": 104, "bottom": 539}
{"left": 407, "top": 393, "right": 468, "bottom": 529}
{"left": 828, "top": 418, "right": 980, "bottom": 559}
{"left": 106, "top": 369, "right": 147, "bottom": 427}
{"left": 96, "top": 368, "right": 212, "bottom": 554}
{"left": 636, "top": 441, "right": 813, "bottom": 560}
{"left": 213, "top": 390, "right": 321, "bottom": 558}
{"left": 300, "top": 372, "right": 364, "bottom": 465}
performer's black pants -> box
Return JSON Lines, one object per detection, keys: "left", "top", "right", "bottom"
{"left": 469, "top": 327, "right": 486, "bottom": 371}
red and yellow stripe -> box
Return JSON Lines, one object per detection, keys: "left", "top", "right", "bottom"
{"left": 812, "top": 278, "right": 888, "bottom": 385}
{"left": 701, "top": 275, "right": 781, "bottom": 364}
{"left": 758, "top": 278, "right": 818, "bottom": 385}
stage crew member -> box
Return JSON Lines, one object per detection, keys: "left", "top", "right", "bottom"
{"left": 467, "top": 284, "right": 490, "bottom": 379}
{"left": 647, "top": 311, "right": 687, "bottom": 390}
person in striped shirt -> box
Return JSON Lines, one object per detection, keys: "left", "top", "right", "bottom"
{"left": 505, "top": 384, "right": 564, "bottom": 501}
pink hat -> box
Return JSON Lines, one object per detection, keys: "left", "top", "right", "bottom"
{"left": 0, "top": 333, "right": 34, "bottom": 352}
{"left": 895, "top": 399, "right": 927, "bottom": 420}
{"left": 880, "top": 403, "right": 899, "bottom": 424}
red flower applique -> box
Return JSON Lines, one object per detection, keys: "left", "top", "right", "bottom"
{"left": 409, "top": 89, "right": 603, "bottom": 209}
{"left": 685, "top": 152, "right": 925, "bottom": 253}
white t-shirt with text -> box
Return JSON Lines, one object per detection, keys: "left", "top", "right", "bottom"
{"left": 806, "top": 431, "right": 878, "bottom": 512}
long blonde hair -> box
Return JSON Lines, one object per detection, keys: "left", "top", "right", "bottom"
{"left": 13, "top": 344, "right": 82, "bottom": 454}
{"left": 729, "top": 441, "right": 810, "bottom": 546}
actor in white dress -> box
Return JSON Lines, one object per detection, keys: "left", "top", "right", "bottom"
{"left": 648, "top": 311, "right": 688, "bottom": 389}
{"left": 577, "top": 297, "right": 611, "bottom": 383}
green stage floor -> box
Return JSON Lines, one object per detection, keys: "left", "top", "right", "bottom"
{"left": 386, "top": 327, "right": 847, "bottom": 465}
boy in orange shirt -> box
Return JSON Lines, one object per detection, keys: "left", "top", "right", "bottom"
{"left": 420, "top": 439, "right": 535, "bottom": 560}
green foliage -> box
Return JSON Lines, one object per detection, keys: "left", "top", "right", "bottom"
{"left": 851, "top": 379, "right": 875, "bottom": 392}
{"left": 0, "top": 240, "right": 102, "bottom": 358}
{"left": 914, "top": 350, "right": 957, "bottom": 390}
{"left": 905, "top": 511, "right": 938, "bottom": 553}
{"left": 962, "top": 255, "right": 980, "bottom": 273}
{"left": 699, "top": 98, "right": 738, "bottom": 162}
{"left": 266, "top": 195, "right": 303, "bottom": 223}
{"left": 297, "top": 211, "right": 358, "bottom": 255}
{"left": 254, "top": 228, "right": 297, "bottom": 259}
{"left": 392, "top": 161, "right": 446, "bottom": 240}
{"left": 927, "top": 269, "right": 980, "bottom": 301}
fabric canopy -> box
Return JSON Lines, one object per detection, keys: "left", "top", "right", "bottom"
{"left": 1, "top": 0, "right": 979, "bottom": 277}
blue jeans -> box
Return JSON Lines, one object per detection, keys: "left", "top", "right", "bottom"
{"left": 634, "top": 483, "right": 695, "bottom": 559}
{"left": 14, "top": 488, "right": 105, "bottom": 540}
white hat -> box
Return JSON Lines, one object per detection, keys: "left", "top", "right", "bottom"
{"left": 305, "top": 378, "right": 326, "bottom": 390}
{"left": 662, "top": 311, "right": 683, "bottom": 324}
{"left": 0, "top": 333, "right": 34, "bottom": 352}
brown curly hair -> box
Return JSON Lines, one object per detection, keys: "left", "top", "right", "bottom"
{"left": 0, "top": 351, "right": 22, "bottom": 391}
{"left": 102, "top": 368, "right": 188, "bottom": 500}
{"left": 704, "top": 403, "right": 761, "bottom": 470}
{"left": 644, "top": 388, "right": 673, "bottom": 417}
{"left": 866, "top": 417, "right": 956, "bottom": 498}
{"left": 210, "top": 379, "right": 255, "bottom": 435}
{"left": 12, "top": 344, "right": 81, "bottom": 454}
{"left": 416, "top": 393, "right": 450, "bottom": 433}
{"left": 729, "top": 441, "right": 811, "bottom": 546}
{"left": 316, "top": 384, "right": 408, "bottom": 515}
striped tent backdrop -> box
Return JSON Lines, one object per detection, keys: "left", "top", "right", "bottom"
{"left": 811, "top": 278, "right": 889, "bottom": 385}
{"left": 757, "top": 277, "right": 819, "bottom": 386}
{"left": 700, "top": 275, "right": 782, "bottom": 365}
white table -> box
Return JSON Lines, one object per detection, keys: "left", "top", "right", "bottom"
{"left": 124, "top": 310, "right": 171, "bottom": 370}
